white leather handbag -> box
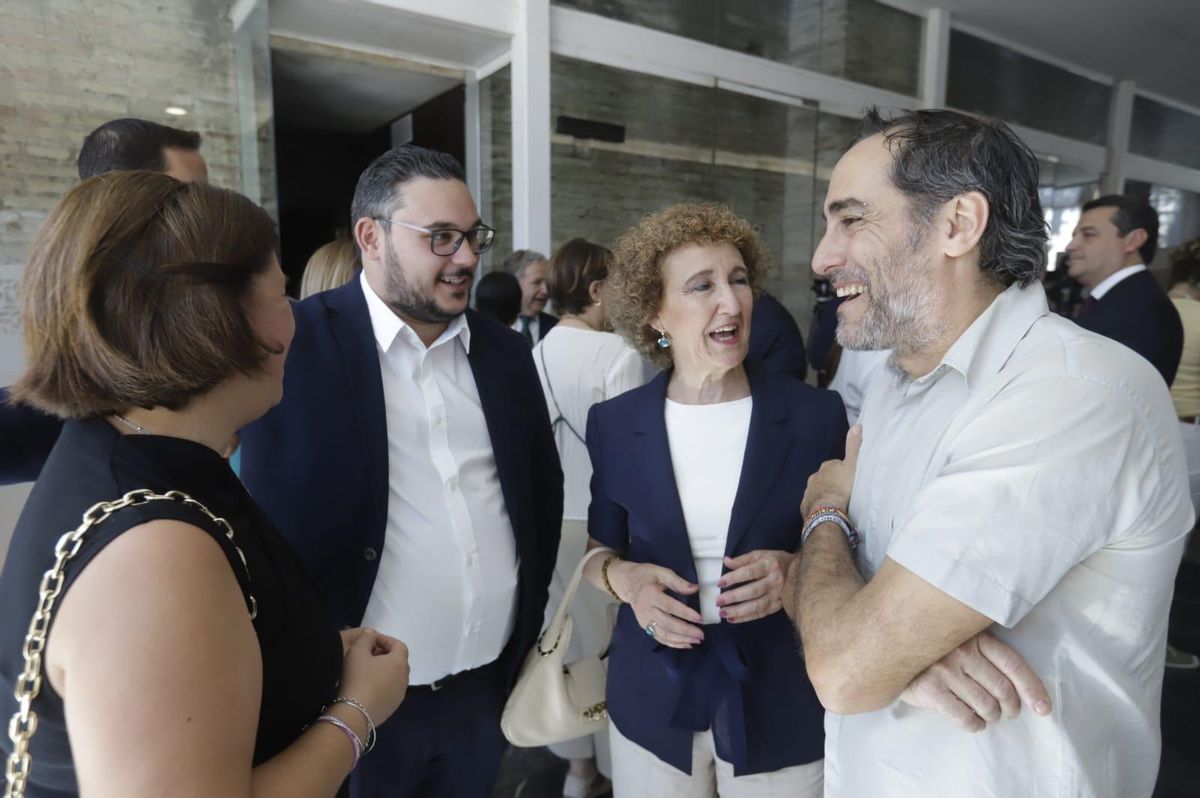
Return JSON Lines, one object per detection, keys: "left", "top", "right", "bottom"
{"left": 501, "top": 546, "right": 611, "bottom": 747}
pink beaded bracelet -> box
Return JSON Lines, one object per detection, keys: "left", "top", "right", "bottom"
{"left": 316, "top": 713, "right": 363, "bottom": 770}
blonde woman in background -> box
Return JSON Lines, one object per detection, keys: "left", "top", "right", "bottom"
{"left": 300, "top": 234, "right": 360, "bottom": 299}
{"left": 533, "top": 238, "right": 644, "bottom": 798}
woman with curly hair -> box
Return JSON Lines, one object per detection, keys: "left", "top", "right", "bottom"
{"left": 577, "top": 203, "right": 848, "bottom": 796}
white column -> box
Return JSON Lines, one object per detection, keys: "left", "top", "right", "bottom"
{"left": 510, "top": 0, "right": 551, "bottom": 253}
{"left": 920, "top": 8, "right": 950, "bottom": 109}
{"left": 1102, "top": 79, "right": 1136, "bottom": 194}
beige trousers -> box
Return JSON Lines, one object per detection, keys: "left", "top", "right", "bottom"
{"left": 609, "top": 723, "right": 823, "bottom": 798}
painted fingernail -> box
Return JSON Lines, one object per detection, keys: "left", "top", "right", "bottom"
{"left": 719, "top": 609, "right": 728, "bottom": 619}
{"left": 1034, "top": 700, "right": 1050, "bottom": 715}
{"left": 715, "top": 598, "right": 724, "bottom": 607}
{"left": 717, "top": 580, "right": 727, "bottom": 588}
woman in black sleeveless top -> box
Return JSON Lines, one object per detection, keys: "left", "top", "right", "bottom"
{"left": 0, "top": 173, "right": 410, "bottom": 797}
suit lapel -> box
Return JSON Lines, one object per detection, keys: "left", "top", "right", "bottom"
{"left": 325, "top": 283, "right": 389, "bottom": 542}
{"left": 724, "top": 364, "right": 793, "bottom": 556}
{"left": 632, "top": 371, "right": 699, "bottom": 584}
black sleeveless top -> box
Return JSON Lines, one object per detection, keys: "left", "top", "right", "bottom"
{"left": 0, "top": 418, "right": 343, "bottom": 796}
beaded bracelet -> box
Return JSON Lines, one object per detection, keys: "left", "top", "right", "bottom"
{"left": 329, "top": 697, "right": 375, "bottom": 753}
{"left": 317, "top": 713, "right": 362, "bottom": 770}
{"left": 801, "top": 505, "right": 860, "bottom": 550}
{"left": 600, "top": 554, "right": 623, "bottom": 602}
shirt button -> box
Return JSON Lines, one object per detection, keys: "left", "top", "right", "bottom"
{"left": 447, "top": 477, "right": 459, "bottom": 491}
{"left": 363, "top": 547, "right": 378, "bottom": 562}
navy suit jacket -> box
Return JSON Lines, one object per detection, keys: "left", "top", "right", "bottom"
{"left": 239, "top": 281, "right": 563, "bottom": 687}
{"left": 586, "top": 364, "right": 847, "bottom": 775}
{"left": 1077, "top": 269, "right": 1183, "bottom": 386}
{"left": 747, "top": 292, "right": 807, "bottom": 381}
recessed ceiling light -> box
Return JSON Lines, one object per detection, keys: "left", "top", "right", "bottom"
{"left": 165, "top": 107, "right": 188, "bottom": 116}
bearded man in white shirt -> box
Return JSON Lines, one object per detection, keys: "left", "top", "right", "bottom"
{"left": 786, "top": 108, "right": 1192, "bottom": 798}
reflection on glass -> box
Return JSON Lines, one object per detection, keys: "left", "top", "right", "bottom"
{"left": 548, "top": 54, "right": 855, "bottom": 333}
{"left": 1038, "top": 158, "right": 1100, "bottom": 271}
{"left": 553, "top": 0, "right": 921, "bottom": 95}
{"left": 947, "top": 30, "right": 1110, "bottom": 145}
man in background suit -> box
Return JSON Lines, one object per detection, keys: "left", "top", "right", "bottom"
{"left": 503, "top": 249, "right": 558, "bottom": 345}
{"left": 239, "top": 145, "right": 562, "bottom": 797}
{"left": 747, "top": 291, "right": 808, "bottom": 381}
{"left": 1, "top": 117, "right": 208, "bottom": 484}
{"left": 1068, "top": 194, "right": 1183, "bottom": 385}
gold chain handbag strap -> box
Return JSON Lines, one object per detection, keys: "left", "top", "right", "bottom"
{"left": 4, "top": 489, "right": 256, "bottom": 798}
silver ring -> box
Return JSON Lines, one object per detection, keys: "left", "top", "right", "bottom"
{"left": 645, "top": 621, "right": 657, "bottom": 638}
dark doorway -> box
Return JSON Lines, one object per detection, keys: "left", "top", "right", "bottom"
{"left": 270, "top": 45, "right": 466, "bottom": 293}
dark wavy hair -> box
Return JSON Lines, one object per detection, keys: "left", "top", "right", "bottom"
{"left": 855, "top": 108, "right": 1049, "bottom": 287}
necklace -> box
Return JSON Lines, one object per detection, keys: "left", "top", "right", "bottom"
{"left": 113, "top": 414, "right": 151, "bottom": 435}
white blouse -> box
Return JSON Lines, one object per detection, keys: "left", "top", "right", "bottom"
{"left": 664, "top": 396, "right": 753, "bottom": 624}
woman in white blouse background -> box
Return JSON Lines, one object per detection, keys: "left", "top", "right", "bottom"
{"left": 533, "top": 238, "right": 645, "bottom": 798}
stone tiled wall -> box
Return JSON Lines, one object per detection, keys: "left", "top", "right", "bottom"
{"left": 0, "top": 0, "right": 245, "bottom": 267}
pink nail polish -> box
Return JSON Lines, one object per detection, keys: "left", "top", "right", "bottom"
{"left": 717, "top": 579, "right": 727, "bottom": 588}
{"left": 719, "top": 609, "right": 728, "bottom": 619}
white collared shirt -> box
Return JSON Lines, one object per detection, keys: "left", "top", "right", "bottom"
{"left": 824, "top": 283, "right": 1193, "bottom": 798}
{"left": 357, "top": 272, "right": 519, "bottom": 685}
{"left": 1089, "top": 262, "right": 1147, "bottom": 300}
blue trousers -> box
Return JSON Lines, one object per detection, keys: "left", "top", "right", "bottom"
{"left": 349, "top": 660, "right": 509, "bottom": 798}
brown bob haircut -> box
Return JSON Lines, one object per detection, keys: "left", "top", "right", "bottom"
{"left": 546, "top": 238, "right": 613, "bottom": 315}
{"left": 610, "top": 202, "right": 768, "bottom": 368}
{"left": 13, "top": 171, "right": 279, "bottom": 418}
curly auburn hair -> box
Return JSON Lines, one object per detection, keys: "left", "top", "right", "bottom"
{"left": 609, "top": 203, "right": 769, "bottom": 368}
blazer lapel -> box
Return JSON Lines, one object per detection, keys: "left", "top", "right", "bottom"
{"left": 464, "top": 313, "right": 524, "bottom": 541}
{"left": 325, "top": 283, "right": 389, "bottom": 542}
{"left": 724, "top": 364, "right": 793, "bottom": 556}
{"left": 632, "top": 371, "right": 699, "bottom": 584}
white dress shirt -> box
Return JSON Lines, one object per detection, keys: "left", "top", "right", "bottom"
{"left": 825, "top": 283, "right": 1193, "bottom": 798}
{"left": 828, "top": 347, "right": 891, "bottom": 425}
{"left": 357, "top": 272, "right": 519, "bottom": 685}
{"left": 512, "top": 314, "right": 542, "bottom": 344}
{"left": 664, "top": 396, "right": 753, "bottom": 624}
{"left": 1089, "top": 262, "right": 1146, "bottom": 300}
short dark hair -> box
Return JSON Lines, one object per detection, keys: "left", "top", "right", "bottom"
{"left": 474, "top": 271, "right": 522, "bottom": 326}
{"left": 1082, "top": 194, "right": 1159, "bottom": 265}
{"left": 350, "top": 145, "right": 467, "bottom": 237}
{"left": 547, "top": 238, "right": 613, "bottom": 315}
{"left": 76, "top": 118, "right": 202, "bottom": 179}
{"left": 502, "top": 249, "right": 547, "bottom": 278}
{"left": 13, "top": 172, "right": 279, "bottom": 418}
{"left": 855, "top": 108, "right": 1048, "bottom": 287}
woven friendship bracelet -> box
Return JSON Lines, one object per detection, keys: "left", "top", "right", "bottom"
{"left": 802, "top": 506, "right": 860, "bottom": 550}
{"left": 316, "top": 713, "right": 363, "bottom": 770}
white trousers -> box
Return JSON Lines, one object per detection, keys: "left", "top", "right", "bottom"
{"left": 609, "top": 724, "right": 823, "bottom": 798}
{"left": 1179, "top": 420, "right": 1200, "bottom": 522}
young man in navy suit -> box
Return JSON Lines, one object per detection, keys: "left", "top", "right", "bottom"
{"left": 239, "top": 146, "right": 562, "bottom": 797}
{"left": 1068, "top": 194, "right": 1183, "bottom": 385}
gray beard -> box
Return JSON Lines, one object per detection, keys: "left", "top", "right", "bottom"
{"left": 836, "top": 227, "right": 948, "bottom": 356}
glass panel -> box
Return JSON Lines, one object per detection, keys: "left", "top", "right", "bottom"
{"left": 549, "top": 54, "right": 837, "bottom": 336}
{"left": 946, "top": 30, "right": 1110, "bottom": 146}
{"left": 479, "top": 66, "right": 513, "bottom": 269}
{"left": 553, "top": 0, "right": 921, "bottom": 95}
{"left": 1127, "top": 180, "right": 1200, "bottom": 258}
{"left": 1038, "top": 158, "right": 1101, "bottom": 272}
{"left": 1130, "top": 96, "right": 1200, "bottom": 171}
{"left": 233, "top": 0, "right": 277, "bottom": 219}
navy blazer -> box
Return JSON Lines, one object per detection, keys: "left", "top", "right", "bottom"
{"left": 747, "top": 292, "right": 807, "bottom": 381}
{"left": 239, "top": 281, "right": 563, "bottom": 687}
{"left": 1077, "top": 269, "right": 1183, "bottom": 386}
{"left": 586, "top": 364, "right": 848, "bottom": 776}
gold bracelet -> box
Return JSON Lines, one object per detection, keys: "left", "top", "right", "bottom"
{"left": 600, "top": 554, "right": 623, "bottom": 602}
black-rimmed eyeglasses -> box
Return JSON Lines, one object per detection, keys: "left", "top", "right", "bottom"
{"left": 374, "top": 218, "right": 496, "bottom": 256}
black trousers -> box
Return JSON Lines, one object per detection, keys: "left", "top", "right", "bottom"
{"left": 350, "top": 659, "right": 509, "bottom": 798}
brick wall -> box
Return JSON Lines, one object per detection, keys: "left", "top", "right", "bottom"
{"left": 0, "top": 0, "right": 244, "bottom": 267}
